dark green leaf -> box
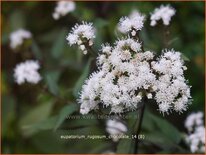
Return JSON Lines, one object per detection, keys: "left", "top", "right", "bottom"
{"left": 31, "top": 41, "right": 42, "bottom": 60}
{"left": 51, "top": 29, "right": 67, "bottom": 59}
{"left": 20, "top": 116, "right": 58, "bottom": 136}
{"left": 116, "top": 138, "right": 133, "bottom": 154}
{"left": 19, "top": 101, "right": 54, "bottom": 136}
{"left": 9, "top": 10, "right": 26, "bottom": 30}
{"left": 73, "top": 58, "right": 92, "bottom": 97}
{"left": 44, "top": 71, "right": 60, "bottom": 96}
{"left": 94, "top": 18, "right": 108, "bottom": 28}
{"left": 181, "top": 54, "right": 190, "bottom": 61}
{"left": 54, "top": 104, "right": 78, "bottom": 131}
{"left": 31, "top": 130, "right": 67, "bottom": 153}
{"left": 144, "top": 111, "right": 182, "bottom": 144}
{"left": 2, "top": 95, "right": 16, "bottom": 136}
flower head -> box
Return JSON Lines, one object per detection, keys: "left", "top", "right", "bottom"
{"left": 66, "top": 22, "right": 95, "bottom": 54}
{"left": 118, "top": 10, "right": 145, "bottom": 35}
{"left": 185, "top": 112, "right": 205, "bottom": 153}
{"left": 106, "top": 118, "right": 128, "bottom": 142}
{"left": 185, "top": 112, "right": 204, "bottom": 132}
{"left": 14, "top": 60, "right": 41, "bottom": 85}
{"left": 150, "top": 5, "right": 175, "bottom": 26}
{"left": 79, "top": 37, "right": 157, "bottom": 114}
{"left": 53, "top": 1, "right": 75, "bottom": 20}
{"left": 9, "top": 29, "right": 32, "bottom": 49}
{"left": 77, "top": 10, "right": 191, "bottom": 116}
{"left": 152, "top": 49, "right": 191, "bottom": 114}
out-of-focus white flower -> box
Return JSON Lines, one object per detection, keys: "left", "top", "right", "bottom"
{"left": 52, "top": 1, "right": 75, "bottom": 20}
{"left": 14, "top": 60, "right": 41, "bottom": 85}
{"left": 185, "top": 112, "right": 204, "bottom": 132}
{"left": 9, "top": 29, "right": 32, "bottom": 49}
{"left": 66, "top": 22, "right": 95, "bottom": 55}
{"left": 118, "top": 10, "right": 145, "bottom": 35}
{"left": 150, "top": 5, "right": 175, "bottom": 26}
{"left": 106, "top": 119, "right": 127, "bottom": 142}
{"left": 185, "top": 112, "right": 205, "bottom": 153}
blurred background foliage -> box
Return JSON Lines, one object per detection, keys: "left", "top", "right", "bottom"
{"left": 1, "top": 1, "right": 205, "bottom": 154}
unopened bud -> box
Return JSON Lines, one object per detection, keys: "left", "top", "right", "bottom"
{"left": 80, "top": 45, "right": 85, "bottom": 51}
{"left": 89, "top": 40, "right": 93, "bottom": 46}
{"left": 147, "top": 93, "right": 152, "bottom": 99}
{"left": 83, "top": 50, "right": 87, "bottom": 55}
{"left": 77, "top": 40, "right": 82, "bottom": 45}
{"left": 131, "top": 30, "right": 136, "bottom": 36}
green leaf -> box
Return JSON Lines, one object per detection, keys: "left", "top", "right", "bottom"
{"left": 94, "top": 18, "right": 108, "bottom": 28}
{"left": 2, "top": 34, "right": 9, "bottom": 45}
{"left": 2, "top": 95, "right": 16, "bottom": 136}
{"left": 45, "top": 71, "right": 60, "bottom": 96}
{"left": 73, "top": 59, "right": 92, "bottom": 97}
{"left": 31, "top": 41, "right": 42, "bottom": 60}
{"left": 89, "top": 143, "right": 111, "bottom": 153}
{"left": 181, "top": 54, "right": 190, "bottom": 61}
{"left": 116, "top": 138, "right": 133, "bottom": 153}
{"left": 31, "top": 130, "right": 67, "bottom": 153}
{"left": 51, "top": 29, "right": 67, "bottom": 59}
{"left": 19, "top": 101, "right": 54, "bottom": 136}
{"left": 54, "top": 104, "right": 78, "bottom": 131}
{"left": 168, "top": 37, "right": 179, "bottom": 46}
{"left": 151, "top": 115, "right": 181, "bottom": 144}
{"left": 20, "top": 116, "right": 58, "bottom": 136}
{"left": 9, "top": 10, "right": 26, "bottom": 30}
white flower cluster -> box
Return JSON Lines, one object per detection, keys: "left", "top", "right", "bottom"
{"left": 118, "top": 11, "right": 145, "bottom": 36}
{"left": 14, "top": 60, "right": 41, "bottom": 85}
{"left": 79, "top": 39, "right": 156, "bottom": 114}
{"left": 66, "top": 22, "right": 95, "bottom": 55}
{"left": 53, "top": 1, "right": 75, "bottom": 20}
{"left": 78, "top": 11, "right": 191, "bottom": 115}
{"left": 150, "top": 5, "right": 175, "bottom": 26}
{"left": 151, "top": 49, "right": 191, "bottom": 114}
{"left": 185, "top": 112, "right": 205, "bottom": 153}
{"left": 10, "top": 29, "right": 32, "bottom": 49}
{"left": 106, "top": 119, "right": 128, "bottom": 142}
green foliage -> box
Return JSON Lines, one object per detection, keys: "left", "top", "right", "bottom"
{"left": 1, "top": 1, "right": 204, "bottom": 154}
{"left": 116, "top": 138, "right": 133, "bottom": 154}
{"left": 51, "top": 29, "right": 67, "bottom": 59}
{"left": 73, "top": 58, "right": 93, "bottom": 97}
{"left": 44, "top": 71, "right": 61, "bottom": 96}
{"left": 54, "top": 103, "right": 78, "bottom": 131}
{"left": 19, "top": 101, "right": 54, "bottom": 137}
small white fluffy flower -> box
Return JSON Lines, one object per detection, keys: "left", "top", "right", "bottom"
{"left": 52, "top": 1, "right": 75, "bottom": 20}
{"left": 14, "top": 60, "right": 41, "bottom": 85}
{"left": 118, "top": 10, "right": 145, "bottom": 34}
{"left": 106, "top": 119, "right": 128, "bottom": 142}
{"left": 185, "top": 112, "right": 204, "bottom": 132}
{"left": 66, "top": 22, "right": 95, "bottom": 54}
{"left": 9, "top": 29, "right": 32, "bottom": 49}
{"left": 78, "top": 71, "right": 104, "bottom": 114}
{"left": 152, "top": 49, "right": 191, "bottom": 114}
{"left": 185, "top": 112, "right": 205, "bottom": 153}
{"left": 150, "top": 5, "right": 175, "bottom": 26}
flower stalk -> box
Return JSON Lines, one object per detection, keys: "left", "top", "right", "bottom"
{"left": 133, "top": 100, "right": 145, "bottom": 154}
